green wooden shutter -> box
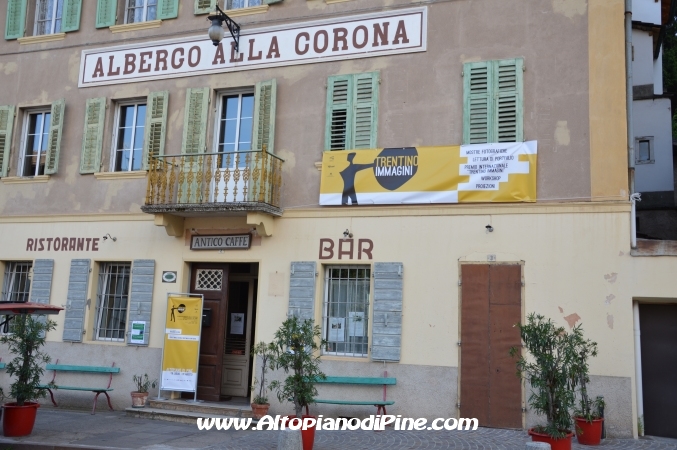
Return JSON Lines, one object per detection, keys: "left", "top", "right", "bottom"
{"left": 288, "top": 262, "right": 316, "bottom": 321}
{"left": 325, "top": 75, "right": 352, "bottom": 151}
{"left": 158, "top": 0, "right": 179, "bottom": 19}
{"left": 182, "top": 87, "right": 210, "bottom": 155}
{"left": 61, "top": 0, "right": 82, "bottom": 32}
{"left": 5, "top": 0, "right": 27, "bottom": 40}
{"left": 95, "top": 0, "right": 117, "bottom": 28}
{"left": 31, "top": 259, "right": 54, "bottom": 304}
{"left": 143, "top": 91, "right": 168, "bottom": 169}
{"left": 45, "top": 99, "right": 65, "bottom": 175}
{"left": 252, "top": 79, "right": 277, "bottom": 153}
{"left": 194, "top": 0, "right": 216, "bottom": 14}
{"left": 62, "top": 259, "right": 90, "bottom": 342}
{"left": 463, "top": 61, "right": 492, "bottom": 144}
{"left": 0, "top": 106, "right": 15, "bottom": 178}
{"left": 80, "top": 98, "right": 106, "bottom": 174}
{"left": 494, "top": 58, "right": 524, "bottom": 142}
{"left": 127, "top": 260, "right": 155, "bottom": 346}
{"left": 351, "top": 72, "right": 379, "bottom": 149}
{"left": 371, "top": 262, "right": 403, "bottom": 362}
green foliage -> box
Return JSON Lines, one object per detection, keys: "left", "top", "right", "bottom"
{"left": 0, "top": 315, "right": 56, "bottom": 406}
{"left": 268, "top": 317, "right": 327, "bottom": 417}
{"left": 510, "top": 313, "right": 595, "bottom": 439}
{"left": 132, "top": 373, "right": 158, "bottom": 393}
{"left": 637, "top": 415, "right": 644, "bottom": 436}
{"left": 250, "top": 341, "right": 276, "bottom": 405}
{"left": 572, "top": 332, "right": 602, "bottom": 423}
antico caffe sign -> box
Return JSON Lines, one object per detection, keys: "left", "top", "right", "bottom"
{"left": 79, "top": 8, "right": 427, "bottom": 87}
{"left": 190, "top": 234, "right": 251, "bottom": 250}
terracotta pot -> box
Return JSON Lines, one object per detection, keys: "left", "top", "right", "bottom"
{"left": 131, "top": 391, "right": 149, "bottom": 408}
{"left": 251, "top": 403, "right": 270, "bottom": 419}
{"left": 528, "top": 428, "right": 574, "bottom": 450}
{"left": 2, "top": 402, "right": 40, "bottom": 437}
{"left": 284, "top": 415, "right": 317, "bottom": 450}
{"left": 575, "top": 417, "right": 604, "bottom": 445}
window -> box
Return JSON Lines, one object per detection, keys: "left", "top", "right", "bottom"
{"left": 125, "top": 0, "right": 157, "bottom": 23}
{"left": 226, "top": 0, "right": 261, "bottom": 9}
{"left": 463, "top": 58, "right": 524, "bottom": 144}
{"left": 325, "top": 73, "right": 379, "bottom": 151}
{"left": 35, "top": 0, "right": 64, "bottom": 35}
{"left": 1, "top": 262, "right": 33, "bottom": 334}
{"left": 21, "top": 110, "right": 51, "bottom": 177}
{"left": 322, "top": 266, "right": 371, "bottom": 357}
{"left": 635, "top": 136, "right": 654, "bottom": 164}
{"left": 113, "top": 103, "right": 146, "bottom": 172}
{"left": 216, "top": 92, "right": 254, "bottom": 168}
{"left": 94, "top": 262, "right": 131, "bottom": 341}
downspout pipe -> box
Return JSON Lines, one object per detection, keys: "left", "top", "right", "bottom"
{"left": 626, "top": 0, "right": 637, "bottom": 247}
{"left": 631, "top": 193, "right": 641, "bottom": 248}
{"left": 633, "top": 302, "right": 644, "bottom": 436}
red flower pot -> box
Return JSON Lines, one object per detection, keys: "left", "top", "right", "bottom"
{"left": 2, "top": 402, "right": 40, "bottom": 437}
{"left": 575, "top": 417, "right": 604, "bottom": 445}
{"left": 528, "top": 428, "right": 574, "bottom": 450}
{"left": 284, "top": 415, "right": 317, "bottom": 450}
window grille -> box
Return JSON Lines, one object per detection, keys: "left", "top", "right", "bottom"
{"left": 1, "top": 262, "right": 33, "bottom": 334}
{"left": 196, "top": 269, "right": 223, "bottom": 291}
{"left": 322, "top": 266, "right": 370, "bottom": 357}
{"left": 94, "top": 263, "right": 131, "bottom": 341}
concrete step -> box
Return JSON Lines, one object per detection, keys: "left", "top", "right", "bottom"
{"left": 126, "top": 406, "right": 260, "bottom": 427}
{"left": 147, "top": 398, "right": 254, "bottom": 418}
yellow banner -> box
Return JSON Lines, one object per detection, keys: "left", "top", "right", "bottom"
{"left": 161, "top": 296, "right": 203, "bottom": 392}
{"left": 319, "top": 142, "right": 537, "bottom": 205}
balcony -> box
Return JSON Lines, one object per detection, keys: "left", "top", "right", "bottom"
{"left": 141, "top": 150, "right": 283, "bottom": 236}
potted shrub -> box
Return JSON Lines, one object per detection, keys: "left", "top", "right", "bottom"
{"left": 250, "top": 341, "right": 276, "bottom": 419}
{"left": 510, "top": 313, "right": 583, "bottom": 450}
{"left": 131, "top": 374, "right": 158, "bottom": 408}
{"left": 269, "top": 317, "right": 326, "bottom": 450}
{"left": 1, "top": 314, "right": 56, "bottom": 437}
{"left": 572, "top": 336, "right": 604, "bottom": 445}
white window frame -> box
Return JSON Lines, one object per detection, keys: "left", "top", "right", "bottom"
{"left": 1, "top": 261, "right": 33, "bottom": 335}
{"left": 94, "top": 262, "right": 132, "bottom": 342}
{"left": 19, "top": 108, "right": 51, "bottom": 178}
{"left": 125, "top": 0, "right": 158, "bottom": 24}
{"left": 635, "top": 136, "right": 655, "bottom": 165}
{"left": 213, "top": 89, "right": 255, "bottom": 167}
{"left": 226, "top": 0, "right": 261, "bottom": 10}
{"left": 34, "top": 0, "right": 64, "bottom": 36}
{"left": 321, "top": 265, "right": 371, "bottom": 358}
{"left": 111, "top": 101, "right": 147, "bottom": 172}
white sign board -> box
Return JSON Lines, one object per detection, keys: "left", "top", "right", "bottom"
{"left": 79, "top": 8, "right": 427, "bottom": 87}
{"left": 190, "top": 234, "right": 251, "bottom": 250}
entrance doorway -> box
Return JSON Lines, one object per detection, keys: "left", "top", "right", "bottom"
{"left": 459, "top": 264, "right": 522, "bottom": 429}
{"left": 639, "top": 303, "right": 677, "bottom": 439}
{"left": 189, "top": 263, "right": 258, "bottom": 402}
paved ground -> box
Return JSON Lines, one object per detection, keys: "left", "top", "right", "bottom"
{"left": 0, "top": 409, "right": 675, "bottom": 450}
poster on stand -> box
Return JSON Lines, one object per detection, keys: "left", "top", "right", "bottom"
{"left": 160, "top": 295, "right": 203, "bottom": 392}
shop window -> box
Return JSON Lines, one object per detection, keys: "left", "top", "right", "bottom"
{"left": 463, "top": 58, "right": 524, "bottom": 144}
{"left": 215, "top": 91, "right": 254, "bottom": 168}
{"left": 635, "top": 136, "right": 654, "bottom": 164}
{"left": 125, "top": 0, "right": 157, "bottom": 23}
{"left": 112, "top": 102, "right": 146, "bottom": 172}
{"left": 226, "top": 0, "right": 261, "bottom": 9}
{"left": 20, "top": 110, "right": 51, "bottom": 177}
{"left": 322, "top": 265, "right": 371, "bottom": 357}
{"left": 325, "top": 72, "right": 379, "bottom": 151}
{"left": 94, "top": 262, "right": 131, "bottom": 342}
{"left": 35, "top": 0, "right": 64, "bottom": 35}
{"left": 1, "top": 261, "right": 33, "bottom": 334}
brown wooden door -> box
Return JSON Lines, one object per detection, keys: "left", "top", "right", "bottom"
{"left": 639, "top": 304, "right": 677, "bottom": 439}
{"left": 460, "top": 264, "right": 522, "bottom": 429}
{"left": 190, "top": 264, "right": 229, "bottom": 402}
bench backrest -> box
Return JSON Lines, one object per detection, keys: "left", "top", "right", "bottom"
{"left": 315, "top": 376, "right": 396, "bottom": 385}
{"left": 45, "top": 364, "right": 120, "bottom": 374}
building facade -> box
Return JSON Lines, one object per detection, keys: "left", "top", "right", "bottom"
{"left": 1, "top": 0, "right": 676, "bottom": 440}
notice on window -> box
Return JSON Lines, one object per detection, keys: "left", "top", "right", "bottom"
{"left": 329, "top": 318, "right": 345, "bottom": 342}
{"left": 131, "top": 321, "right": 146, "bottom": 342}
{"left": 348, "top": 312, "right": 365, "bottom": 337}
{"left": 230, "top": 313, "right": 245, "bottom": 335}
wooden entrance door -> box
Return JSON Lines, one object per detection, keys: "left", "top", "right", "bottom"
{"left": 190, "top": 264, "right": 229, "bottom": 402}
{"left": 639, "top": 304, "right": 677, "bottom": 438}
{"left": 460, "top": 264, "right": 522, "bottom": 429}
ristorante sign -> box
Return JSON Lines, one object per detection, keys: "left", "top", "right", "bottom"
{"left": 79, "top": 8, "right": 427, "bottom": 87}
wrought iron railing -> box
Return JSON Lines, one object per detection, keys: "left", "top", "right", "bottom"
{"left": 145, "top": 148, "right": 283, "bottom": 209}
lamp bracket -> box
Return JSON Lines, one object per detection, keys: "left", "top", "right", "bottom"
{"left": 209, "top": 4, "right": 241, "bottom": 52}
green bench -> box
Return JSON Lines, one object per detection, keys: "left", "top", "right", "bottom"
{"left": 39, "top": 360, "right": 120, "bottom": 415}
{"left": 313, "top": 376, "right": 396, "bottom": 415}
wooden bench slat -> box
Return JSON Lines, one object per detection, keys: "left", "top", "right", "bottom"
{"left": 45, "top": 365, "right": 120, "bottom": 373}
{"left": 315, "top": 400, "right": 395, "bottom": 406}
{"left": 315, "top": 377, "right": 396, "bottom": 385}
{"left": 38, "top": 385, "right": 113, "bottom": 392}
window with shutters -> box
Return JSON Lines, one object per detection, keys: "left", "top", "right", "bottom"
{"left": 20, "top": 109, "right": 51, "bottom": 177}
{"left": 226, "top": 0, "right": 261, "bottom": 9}
{"left": 94, "top": 262, "right": 131, "bottom": 342}
{"left": 325, "top": 72, "right": 379, "bottom": 151}
{"left": 34, "top": 0, "right": 64, "bottom": 35}
{"left": 112, "top": 102, "right": 146, "bottom": 172}
{"left": 215, "top": 91, "right": 254, "bottom": 168}
{"left": 1, "top": 261, "right": 33, "bottom": 335}
{"left": 126, "top": 0, "right": 157, "bottom": 23}
{"left": 463, "top": 58, "right": 524, "bottom": 145}
{"left": 322, "top": 265, "right": 371, "bottom": 358}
